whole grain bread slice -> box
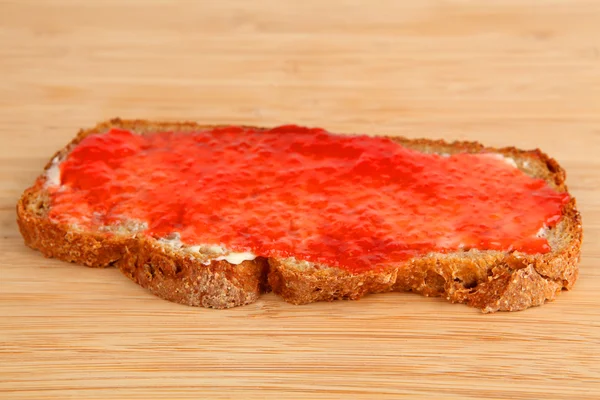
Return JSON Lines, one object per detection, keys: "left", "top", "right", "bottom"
{"left": 16, "top": 119, "right": 582, "bottom": 312}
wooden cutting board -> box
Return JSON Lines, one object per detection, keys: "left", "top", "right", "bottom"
{"left": 1, "top": 1, "right": 599, "bottom": 398}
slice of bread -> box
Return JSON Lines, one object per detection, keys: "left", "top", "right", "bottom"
{"left": 16, "top": 119, "right": 582, "bottom": 312}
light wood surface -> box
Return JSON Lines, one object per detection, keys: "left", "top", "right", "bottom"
{"left": 1, "top": 1, "right": 599, "bottom": 399}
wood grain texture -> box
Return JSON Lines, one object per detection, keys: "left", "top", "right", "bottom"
{"left": 0, "top": 0, "right": 599, "bottom": 399}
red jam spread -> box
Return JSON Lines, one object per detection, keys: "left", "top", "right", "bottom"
{"left": 48, "top": 126, "right": 569, "bottom": 273}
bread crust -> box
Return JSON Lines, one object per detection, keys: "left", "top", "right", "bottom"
{"left": 16, "top": 118, "right": 582, "bottom": 312}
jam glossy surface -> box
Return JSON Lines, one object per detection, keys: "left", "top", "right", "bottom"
{"left": 48, "top": 126, "right": 569, "bottom": 272}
